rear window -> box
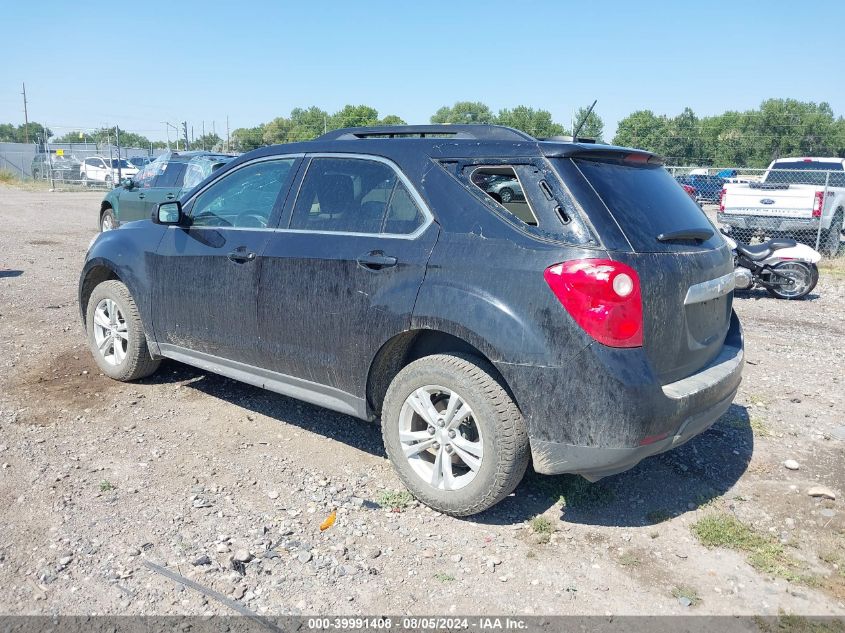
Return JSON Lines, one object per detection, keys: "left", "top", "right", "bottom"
{"left": 571, "top": 158, "right": 721, "bottom": 252}
{"left": 767, "top": 161, "right": 845, "bottom": 187}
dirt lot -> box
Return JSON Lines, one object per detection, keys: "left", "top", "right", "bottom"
{"left": 1, "top": 186, "right": 844, "bottom": 617}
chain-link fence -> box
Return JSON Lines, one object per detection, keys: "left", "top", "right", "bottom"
{"left": 0, "top": 136, "right": 167, "bottom": 190}
{"left": 666, "top": 165, "right": 845, "bottom": 259}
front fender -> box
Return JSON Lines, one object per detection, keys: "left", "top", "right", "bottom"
{"left": 78, "top": 223, "right": 167, "bottom": 339}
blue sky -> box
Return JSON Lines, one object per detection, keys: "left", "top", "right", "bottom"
{"left": 1, "top": 0, "right": 843, "bottom": 141}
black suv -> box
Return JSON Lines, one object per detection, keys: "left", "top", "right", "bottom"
{"left": 79, "top": 125, "right": 743, "bottom": 516}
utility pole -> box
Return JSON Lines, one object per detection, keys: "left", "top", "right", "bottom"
{"left": 182, "top": 121, "right": 189, "bottom": 151}
{"left": 21, "top": 83, "right": 29, "bottom": 144}
{"left": 226, "top": 116, "right": 230, "bottom": 153}
{"left": 115, "top": 125, "right": 122, "bottom": 183}
{"left": 202, "top": 120, "right": 206, "bottom": 150}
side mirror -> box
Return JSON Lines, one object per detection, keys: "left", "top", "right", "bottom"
{"left": 122, "top": 178, "right": 135, "bottom": 189}
{"left": 153, "top": 201, "right": 185, "bottom": 225}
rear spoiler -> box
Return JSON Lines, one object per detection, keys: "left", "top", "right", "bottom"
{"left": 541, "top": 144, "right": 663, "bottom": 165}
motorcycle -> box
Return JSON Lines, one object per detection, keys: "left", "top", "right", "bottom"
{"left": 721, "top": 230, "right": 820, "bottom": 300}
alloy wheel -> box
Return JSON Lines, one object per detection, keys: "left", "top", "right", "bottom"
{"left": 398, "top": 385, "right": 484, "bottom": 491}
{"left": 92, "top": 298, "right": 129, "bottom": 365}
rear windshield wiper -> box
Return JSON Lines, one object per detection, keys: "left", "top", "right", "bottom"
{"left": 656, "top": 228, "right": 714, "bottom": 243}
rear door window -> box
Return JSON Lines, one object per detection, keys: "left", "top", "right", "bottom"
{"left": 568, "top": 157, "right": 723, "bottom": 252}
{"left": 290, "top": 157, "right": 424, "bottom": 235}
{"left": 154, "top": 161, "right": 187, "bottom": 188}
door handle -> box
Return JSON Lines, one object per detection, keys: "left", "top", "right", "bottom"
{"left": 138, "top": 193, "right": 145, "bottom": 199}
{"left": 356, "top": 250, "right": 398, "bottom": 270}
{"left": 166, "top": 193, "right": 175, "bottom": 199}
{"left": 227, "top": 249, "right": 256, "bottom": 264}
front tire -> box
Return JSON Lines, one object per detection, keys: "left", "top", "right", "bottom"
{"left": 86, "top": 280, "right": 160, "bottom": 381}
{"left": 100, "top": 209, "right": 117, "bottom": 232}
{"left": 766, "top": 261, "right": 816, "bottom": 300}
{"left": 381, "top": 353, "right": 529, "bottom": 516}
{"left": 499, "top": 187, "right": 514, "bottom": 203}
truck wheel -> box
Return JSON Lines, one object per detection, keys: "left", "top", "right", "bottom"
{"left": 381, "top": 353, "right": 529, "bottom": 516}
{"left": 822, "top": 211, "right": 843, "bottom": 257}
{"left": 86, "top": 280, "right": 161, "bottom": 381}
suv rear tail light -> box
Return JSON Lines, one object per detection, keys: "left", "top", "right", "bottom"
{"left": 812, "top": 191, "right": 824, "bottom": 218}
{"left": 544, "top": 259, "right": 643, "bottom": 348}
{"left": 719, "top": 187, "right": 726, "bottom": 212}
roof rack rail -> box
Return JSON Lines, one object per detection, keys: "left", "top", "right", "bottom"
{"left": 540, "top": 135, "right": 598, "bottom": 144}
{"left": 317, "top": 125, "right": 536, "bottom": 142}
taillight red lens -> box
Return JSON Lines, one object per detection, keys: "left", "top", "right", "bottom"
{"left": 719, "top": 187, "right": 726, "bottom": 212}
{"left": 812, "top": 191, "right": 824, "bottom": 218}
{"left": 544, "top": 259, "right": 643, "bottom": 348}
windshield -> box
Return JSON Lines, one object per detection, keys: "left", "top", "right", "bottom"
{"left": 766, "top": 161, "right": 845, "bottom": 186}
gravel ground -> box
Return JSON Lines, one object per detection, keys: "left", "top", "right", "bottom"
{"left": 0, "top": 186, "right": 844, "bottom": 617}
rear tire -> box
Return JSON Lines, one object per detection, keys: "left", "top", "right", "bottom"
{"left": 381, "top": 353, "right": 529, "bottom": 516}
{"left": 499, "top": 187, "right": 514, "bottom": 203}
{"left": 86, "top": 280, "right": 160, "bottom": 381}
{"left": 766, "top": 261, "right": 816, "bottom": 300}
{"left": 822, "top": 211, "right": 843, "bottom": 257}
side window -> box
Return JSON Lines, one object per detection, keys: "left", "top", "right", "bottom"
{"left": 154, "top": 161, "right": 187, "bottom": 188}
{"left": 383, "top": 181, "right": 425, "bottom": 234}
{"left": 290, "top": 157, "right": 421, "bottom": 234}
{"left": 182, "top": 160, "right": 208, "bottom": 191}
{"left": 135, "top": 161, "right": 159, "bottom": 188}
{"left": 469, "top": 166, "right": 538, "bottom": 226}
{"left": 190, "top": 159, "right": 296, "bottom": 228}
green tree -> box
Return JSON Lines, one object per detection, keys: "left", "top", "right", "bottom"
{"left": 494, "top": 106, "right": 566, "bottom": 138}
{"left": 231, "top": 124, "right": 266, "bottom": 152}
{"left": 288, "top": 106, "right": 331, "bottom": 141}
{"left": 0, "top": 123, "right": 18, "bottom": 142}
{"left": 330, "top": 104, "right": 380, "bottom": 129}
{"left": 572, "top": 106, "right": 604, "bottom": 142}
{"left": 662, "top": 107, "right": 701, "bottom": 165}
{"left": 191, "top": 132, "right": 223, "bottom": 151}
{"left": 612, "top": 110, "right": 669, "bottom": 153}
{"left": 431, "top": 101, "right": 494, "bottom": 125}
{"left": 378, "top": 114, "right": 406, "bottom": 125}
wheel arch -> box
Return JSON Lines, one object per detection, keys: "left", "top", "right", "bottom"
{"left": 365, "top": 328, "right": 517, "bottom": 419}
{"left": 79, "top": 262, "right": 123, "bottom": 327}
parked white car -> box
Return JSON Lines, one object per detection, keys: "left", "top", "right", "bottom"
{"left": 718, "top": 157, "right": 845, "bottom": 255}
{"left": 80, "top": 157, "right": 138, "bottom": 187}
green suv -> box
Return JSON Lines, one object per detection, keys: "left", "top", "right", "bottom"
{"left": 99, "top": 151, "right": 235, "bottom": 232}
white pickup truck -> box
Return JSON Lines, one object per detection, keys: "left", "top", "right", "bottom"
{"left": 718, "top": 157, "right": 845, "bottom": 255}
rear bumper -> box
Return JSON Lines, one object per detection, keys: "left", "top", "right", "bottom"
{"left": 718, "top": 212, "right": 819, "bottom": 233}
{"left": 495, "top": 312, "right": 743, "bottom": 479}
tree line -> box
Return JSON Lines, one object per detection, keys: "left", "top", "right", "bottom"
{"left": 613, "top": 99, "right": 845, "bottom": 167}
{"left": 229, "top": 102, "right": 603, "bottom": 152}
{"left": 2, "top": 98, "right": 843, "bottom": 167}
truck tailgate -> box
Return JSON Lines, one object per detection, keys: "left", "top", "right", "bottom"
{"left": 722, "top": 184, "right": 816, "bottom": 218}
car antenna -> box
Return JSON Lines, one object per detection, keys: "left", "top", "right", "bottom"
{"left": 572, "top": 100, "right": 597, "bottom": 140}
